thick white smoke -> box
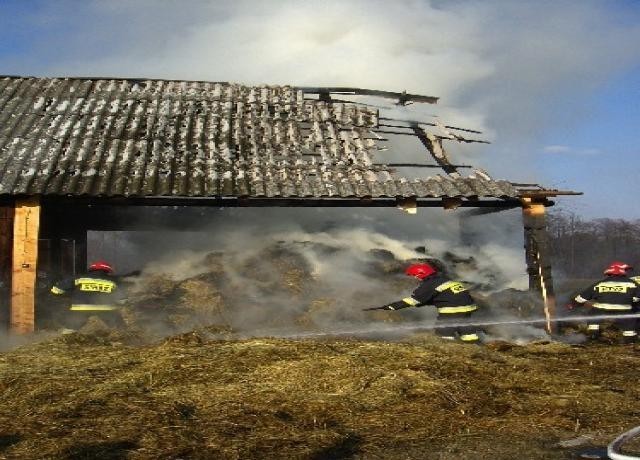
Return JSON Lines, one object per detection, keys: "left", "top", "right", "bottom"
{"left": 80, "top": 206, "right": 538, "bottom": 342}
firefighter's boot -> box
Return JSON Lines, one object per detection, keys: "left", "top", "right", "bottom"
{"left": 586, "top": 324, "right": 600, "bottom": 341}
{"left": 621, "top": 331, "right": 638, "bottom": 345}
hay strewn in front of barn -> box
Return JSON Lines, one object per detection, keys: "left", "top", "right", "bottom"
{"left": 1, "top": 332, "right": 639, "bottom": 459}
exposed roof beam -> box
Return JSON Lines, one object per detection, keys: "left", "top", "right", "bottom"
{"left": 411, "top": 126, "right": 461, "bottom": 178}
{"left": 297, "top": 87, "right": 439, "bottom": 105}
{"left": 379, "top": 117, "right": 483, "bottom": 134}
{"left": 373, "top": 163, "right": 473, "bottom": 169}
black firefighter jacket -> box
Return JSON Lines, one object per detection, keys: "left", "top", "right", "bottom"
{"left": 50, "top": 272, "right": 121, "bottom": 311}
{"left": 385, "top": 274, "right": 478, "bottom": 314}
{"left": 574, "top": 275, "right": 640, "bottom": 311}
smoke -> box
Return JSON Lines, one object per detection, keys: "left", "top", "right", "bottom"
{"left": 89, "top": 206, "right": 527, "bottom": 291}
{"left": 81, "top": 205, "right": 542, "bottom": 342}
{"left": 0, "top": 330, "right": 60, "bottom": 353}
{"left": 484, "top": 324, "right": 550, "bottom": 345}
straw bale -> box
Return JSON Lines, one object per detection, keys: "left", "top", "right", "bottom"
{"left": 78, "top": 315, "right": 111, "bottom": 335}
{"left": 128, "top": 274, "right": 181, "bottom": 309}
{"left": 177, "top": 279, "right": 226, "bottom": 319}
{"left": 200, "top": 251, "right": 226, "bottom": 275}
{"left": 281, "top": 267, "right": 308, "bottom": 295}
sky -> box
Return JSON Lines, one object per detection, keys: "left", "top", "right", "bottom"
{"left": 0, "top": 0, "right": 639, "bottom": 218}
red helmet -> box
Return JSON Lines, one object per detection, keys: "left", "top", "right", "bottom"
{"left": 89, "top": 260, "right": 113, "bottom": 274}
{"left": 405, "top": 263, "right": 437, "bottom": 280}
{"left": 604, "top": 261, "right": 632, "bottom": 276}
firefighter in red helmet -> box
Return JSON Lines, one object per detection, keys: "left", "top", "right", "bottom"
{"left": 365, "top": 262, "right": 482, "bottom": 343}
{"left": 50, "top": 260, "right": 125, "bottom": 330}
{"left": 573, "top": 261, "right": 639, "bottom": 343}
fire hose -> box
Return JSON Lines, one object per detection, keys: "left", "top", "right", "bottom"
{"left": 608, "top": 425, "right": 640, "bottom": 460}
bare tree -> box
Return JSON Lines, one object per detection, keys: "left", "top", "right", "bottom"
{"left": 547, "top": 211, "right": 640, "bottom": 279}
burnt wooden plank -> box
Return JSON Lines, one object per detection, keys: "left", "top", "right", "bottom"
{"left": 411, "top": 126, "right": 461, "bottom": 178}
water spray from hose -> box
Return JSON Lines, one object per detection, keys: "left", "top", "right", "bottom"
{"left": 244, "top": 313, "right": 640, "bottom": 340}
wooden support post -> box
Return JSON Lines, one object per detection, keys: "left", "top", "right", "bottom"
{"left": 11, "top": 197, "right": 41, "bottom": 333}
{"left": 522, "top": 198, "right": 557, "bottom": 334}
{"left": 0, "top": 206, "right": 14, "bottom": 329}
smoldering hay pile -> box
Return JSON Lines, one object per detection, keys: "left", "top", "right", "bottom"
{"left": 122, "top": 243, "right": 411, "bottom": 336}
{"left": 114, "top": 233, "right": 544, "bottom": 341}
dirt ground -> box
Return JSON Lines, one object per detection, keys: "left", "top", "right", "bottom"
{"left": 1, "top": 331, "right": 639, "bottom": 460}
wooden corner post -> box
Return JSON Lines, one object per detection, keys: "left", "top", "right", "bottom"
{"left": 11, "top": 197, "right": 41, "bottom": 333}
{"left": 521, "top": 198, "right": 556, "bottom": 334}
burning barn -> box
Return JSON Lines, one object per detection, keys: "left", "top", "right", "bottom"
{"left": 0, "top": 76, "right": 579, "bottom": 334}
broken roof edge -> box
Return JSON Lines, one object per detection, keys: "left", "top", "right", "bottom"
{"left": 32, "top": 195, "right": 523, "bottom": 209}
{"left": 512, "top": 184, "right": 582, "bottom": 198}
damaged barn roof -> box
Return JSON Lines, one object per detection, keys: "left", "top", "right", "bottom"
{"left": 0, "top": 76, "right": 575, "bottom": 204}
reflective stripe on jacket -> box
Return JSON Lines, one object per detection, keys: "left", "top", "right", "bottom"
{"left": 70, "top": 304, "right": 118, "bottom": 311}
{"left": 590, "top": 303, "right": 633, "bottom": 311}
{"left": 437, "top": 304, "right": 478, "bottom": 314}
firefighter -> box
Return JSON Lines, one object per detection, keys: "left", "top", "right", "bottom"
{"left": 50, "top": 260, "right": 125, "bottom": 331}
{"left": 573, "top": 261, "right": 639, "bottom": 343}
{"left": 365, "top": 262, "right": 482, "bottom": 343}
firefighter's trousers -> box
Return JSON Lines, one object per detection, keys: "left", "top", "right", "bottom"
{"left": 586, "top": 307, "right": 637, "bottom": 341}
{"left": 435, "top": 311, "right": 482, "bottom": 343}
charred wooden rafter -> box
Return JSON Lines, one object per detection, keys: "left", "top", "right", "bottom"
{"left": 373, "top": 163, "right": 473, "bottom": 169}
{"left": 297, "top": 87, "right": 439, "bottom": 105}
{"left": 411, "top": 125, "right": 461, "bottom": 178}
{"left": 379, "top": 117, "right": 484, "bottom": 134}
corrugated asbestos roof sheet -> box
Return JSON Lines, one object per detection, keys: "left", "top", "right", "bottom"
{"left": 0, "top": 77, "right": 518, "bottom": 199}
